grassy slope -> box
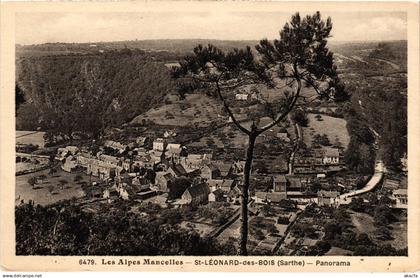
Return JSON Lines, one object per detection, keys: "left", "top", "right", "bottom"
{"left": 302, "top": 113, "right": 350, "bottom": 149}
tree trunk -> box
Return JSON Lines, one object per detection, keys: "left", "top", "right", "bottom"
{"left": 239, "top": 131, "right": 257, "bottom": 256}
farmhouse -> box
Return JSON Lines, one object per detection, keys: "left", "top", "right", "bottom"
{"left": 181, "top": 183, "right": 210, "bottom": 206}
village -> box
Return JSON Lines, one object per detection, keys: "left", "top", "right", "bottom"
{"left": 15, "top": 102, "right": 407, "bottom": 255}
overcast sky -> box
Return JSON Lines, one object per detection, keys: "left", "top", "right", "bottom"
{"left": 15, "top": 10, "right": 407, "bottom": 45}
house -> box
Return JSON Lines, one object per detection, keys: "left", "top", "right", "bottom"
{"left": 153, "top": 138, "right": 166, "bottom": 152}
{"left": 166, "top": 143, "right": 183, "bottom": 161}
{"left": 231, "top": 161, "right": 245, "bottom": 175}
{"left": 209, "top": 189, "right": 224, "bottom": 202}
{"left": 273, "top": 175, "right": 287, "bottom": 192}
{"left": 56, "top": 146, "right": 79, "bottom": 160}
{"left": 181, "top": 183, "right": 210, "bottom": 206}
{"left": 61, "top": 155, "right": 78, "bottom": 172}
{"left": 255, "top": 191, "right": 268, "bottom": 204}
{"left": 317, "top": 190, "right": 340, "bottom": 206}
{"left": 122, "top": 159, "right": 132, "bottom": 172}
{"left": 322, "top": 148, "right": 340, "bottom": 165}
{"left": 164, "top": 130, "right": 177, "bottom": 138}
{"left": 167, "top": 163, "right": 188, "bottom": 178}
{"left": 228, "top": 185, "right": 241, "bottom": 201}
{"left": 132, "top": 176, "right": 151, "bottom": 191}
{"left": 207, "top": 179, "right": 235, "bottom": 192}
{"left": 98, "top": 154, "right": 120, "bottom": 166}
{"left": 150, "top": 150, "right": 164, "bottom": 165}
{"left": 221, "top": 179, "right": 235, "bottom": 192}
{"left": 136, "top": 136, "right": 149, "bottom": 147}
{"left": 212, "top": 160, "right": 232, "bottom": 178}
{"left": 200, "top": 164, "right": 221, "bottom": 180}
{"left": 287, "top": 177, "right": 303, "bottom": 192}
{"left": 103, "top": 187, "right": 119, "bottom": 199}
{"left": 76, "top": 152, "right": 95, "bottom": 168}
{"left": 207, "top": 179, "right": 224, "bottom": 192}
{"left": 392, "top": 189, "right": 407, "bottom": 209}
{"left": 88, "top": 162, "right": 116, "bottom": 180}
{"left": 65, "top": 146, "right": 79, "bottom": 155}
{"left": 383, "top": 178, "right": 400, "bottom": 190}
{"left": 181, "top": 154, "right": 208, "bottom": 171}
{"left": 104, "top": 140, "right": 127, "bottom": 153}
{"left": 235, "top": 93, "right": 250, "bottom": 101}
{"left": 267, "top": 192, "right": 287, "bottom": 203}
{"left": 276, "top": 132, "right": 290, "bottom": 142}
{"left": 155, "top": 171, "right": 175, "bottom": 192}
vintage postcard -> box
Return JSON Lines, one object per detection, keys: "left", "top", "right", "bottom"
{"left": 0, "top": 0, "right": 419, "bottom": 272}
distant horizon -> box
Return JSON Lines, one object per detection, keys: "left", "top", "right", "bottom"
{"left": 16, "top": 11, "right": 407, "bottom": 45}
{"left": 16, "top": 38, "right": 408, "bottom": 47}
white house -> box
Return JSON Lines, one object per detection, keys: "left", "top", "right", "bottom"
{"left": 322, "top": 148, "right": 340, "bottom": 165}
{"left": 392, "top": 189, "right": 407, "bottom": 209}
{"left": 235, "top": 93, "right": 249, "bottom": 101}
{"left": 153, "top": 138, "right": 166, "bottom": 152}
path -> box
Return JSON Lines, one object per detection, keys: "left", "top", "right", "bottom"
{"left": 373, "top": 58, "right": 400, "bottom": 71}
{"left": 337, "top": 160, "right": 384, "bottom": 204}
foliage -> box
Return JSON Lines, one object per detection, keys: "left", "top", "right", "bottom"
{"left": 312, "top": 134, "right": 330, "bottom": 146}
{"left": 15, "top": 203, "right": 233, "bottom": 255}
{"left": 16, "top": 51, "right": 173, "bottom": 138}
{"left": 292, "top": 108, "right": 309, "bottom": 127}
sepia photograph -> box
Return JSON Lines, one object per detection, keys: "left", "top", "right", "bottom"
{"left": 1, "top": 1, "right": 419, "bottom": 273}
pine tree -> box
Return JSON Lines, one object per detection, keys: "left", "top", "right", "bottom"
{"left": 172, "top": 12, "right": 345, "bottom": 255}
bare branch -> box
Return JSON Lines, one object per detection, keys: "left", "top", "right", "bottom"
{"left": 257, "top": 78, "right": 302, "bottom": 134}
{"left": 302, "top": 76, "right": 323, "bottom": 96}
{"left": 215, "top": 81, "right": 251, "bottom": 135}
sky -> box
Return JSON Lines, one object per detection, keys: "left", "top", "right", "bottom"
{"left": 15, "top": 10, "right": 407, "bottom": 45}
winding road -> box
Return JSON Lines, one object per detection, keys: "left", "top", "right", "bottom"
{"left": 337, "top": 160, "right": 384, "bottom": 204}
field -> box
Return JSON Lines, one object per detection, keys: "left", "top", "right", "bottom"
{"left": 302, "top": 113, "right": 350, "bottom": 149}
{"left": 131, "top": 93, "right": 223, "bottom": 127}
{"left": 15, "top": 168, "right": 97, "bottom": 206}
{"left": 16, "top": 131, "right": 46, "bottom": 148}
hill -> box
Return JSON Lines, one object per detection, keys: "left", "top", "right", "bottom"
{"left": 16, "top": 49, "right": 174, "bottom": 138}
